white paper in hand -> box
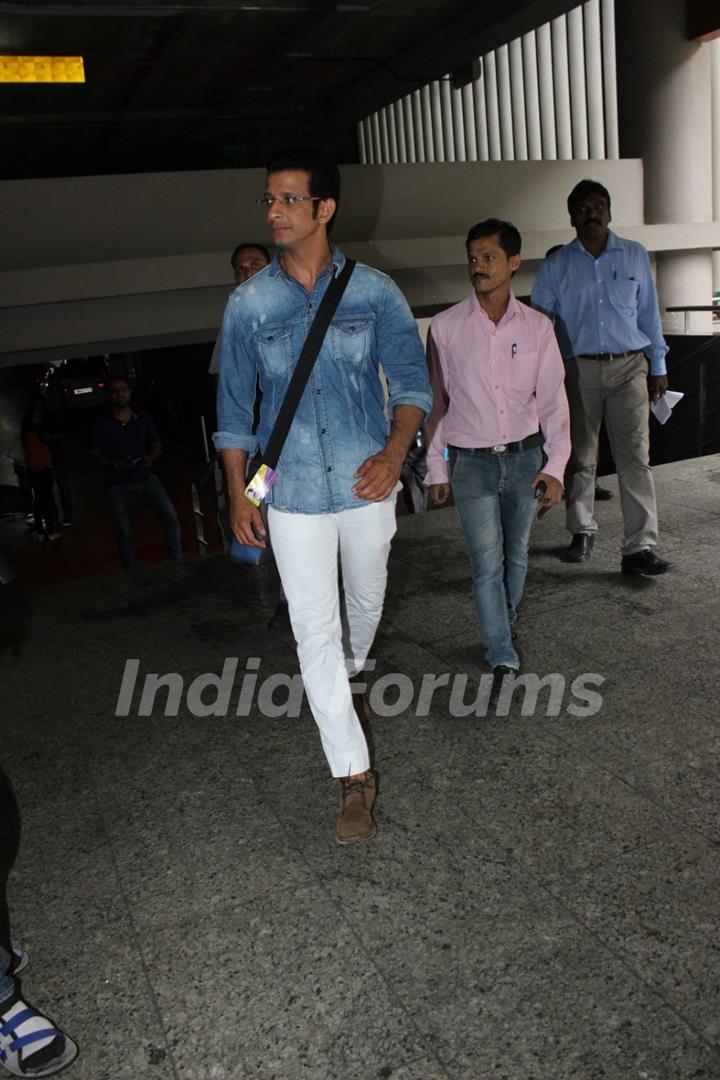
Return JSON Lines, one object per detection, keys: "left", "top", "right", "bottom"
{"left": 650, "top": 390, "right": 684, "bottom": 426}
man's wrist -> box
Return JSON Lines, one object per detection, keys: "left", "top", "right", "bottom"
{"left": 382, "top": 441, "right": 406, "bottom": 467}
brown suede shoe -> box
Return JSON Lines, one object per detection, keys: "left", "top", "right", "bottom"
{"left": 336, "top": 770, "right": 378, "bottom": 844}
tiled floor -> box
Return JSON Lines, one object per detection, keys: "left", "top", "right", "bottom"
{"left": 1, "top": 455, "right": 719, "bottom": 1080}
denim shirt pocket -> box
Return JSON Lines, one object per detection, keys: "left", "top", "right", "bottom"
{"left": 331, "top": 316, "right": 374, "bottom": 366}
{"left": 253, "top": 323, "right": 293, "bottom": 377}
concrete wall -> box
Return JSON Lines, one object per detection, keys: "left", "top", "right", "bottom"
{"left": 2, "top": 159, "right": 719, "bottom": 366}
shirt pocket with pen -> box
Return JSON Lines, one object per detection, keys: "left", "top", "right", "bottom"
{"left": 608, "top": 275, "right": 639, "bottom": 316}
{"left": 504, "top": 348, "right": 540, "bottom": 393}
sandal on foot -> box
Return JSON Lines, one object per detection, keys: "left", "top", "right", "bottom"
{"left": 0, "top": 999, "right": 78, "bottom": 1077}
{"left": 9, "top": 951, "right": 28, "bottom": 978}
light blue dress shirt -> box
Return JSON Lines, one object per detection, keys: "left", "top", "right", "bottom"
{"left": 213, "top": 246, "right": 432, "bottom": 514}
{"left": 530, "top": 231, "right": 668, "bottom": 375}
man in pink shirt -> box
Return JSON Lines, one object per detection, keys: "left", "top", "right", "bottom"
{"left": 425, "top": 219, "right": 570, "bottom": 701}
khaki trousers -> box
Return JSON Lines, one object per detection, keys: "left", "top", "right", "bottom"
{"left": 565, "top": 352, "right": 658, "bottom": 554}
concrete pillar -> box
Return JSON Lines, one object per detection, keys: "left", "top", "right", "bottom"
{"left": 484, "top": 51, "right": 502, "bottom": 161}
{"left": 497, "top": 44, "right": 515, "bottom": 159}
{"left": 551, "top": 15, "right": 573, "bottom": 160}
{"left": 567, "top": 5, "right": 589, "bottom": 159}
{"left": 358, "top": 121, "right": 367, "bottom": 165}
{"left": 584, "top": 0, "right": 605, "bottom": 159}
{"left": 473, "top": 68, "right": 490, "bottom": 161}
{"left": 522, "top": 30, "right": 543, "bottom": 161}
{"left": 617, "top": 0, "right": 714, "bottom": 332}
{"left": 509, "top": 36, "right": 529, "bottom": 160}
{"left": 462, "top": 81, "right": 478, "bottom": 161}
{"left": 393, "top": 100, "right": 407, "bottom": 164}
{"left": 386, "top": 105, "right": 399, "bottom": 163}
{"left": 536, "top": 21, "right": 557, "bottom": 159}
{"left": 403, "top": 95, "right": 417, "bottom": 164}
{"left": 601, "top": 0, "right": 619, "bottom": 158}
{"left": 413, "top": 89, "right": 427, "bottom": 163}
{"left": 421, "top": 84, "right": 434, "bottom": 163}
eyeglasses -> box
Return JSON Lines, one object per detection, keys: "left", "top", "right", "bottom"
{"left": 255, "top": 194, "right": 321, "bottom": 208}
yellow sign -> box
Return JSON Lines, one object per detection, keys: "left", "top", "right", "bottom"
{"left": 0, "top": 56, "right": 85, "bottom": 84}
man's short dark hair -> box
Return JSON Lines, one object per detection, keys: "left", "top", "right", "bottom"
{"left": 567, "top": 179, "right": 611, "bottom": 212}
{"left": 266, "top": 146, "right": 340, "bottom": 233}
{"left": 231, "top": 242, "right": 270, "bottom": 270}
{"left": 465, "top": 219, "right": 522, "bottom": 258}
{"left": 108, "top": 375, "right": 132, "bottom": 390}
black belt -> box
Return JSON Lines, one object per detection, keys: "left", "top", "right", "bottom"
{"left": 448, "top": 432, "right": 544, "bottom": 455}
{"left": 577, "top": 351, "right": 635, "bottom": 361}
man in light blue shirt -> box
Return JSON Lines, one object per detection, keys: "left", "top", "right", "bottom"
{"left": 531, "top": 179, "right": 672, "bottom": 576}
{"left": 214, "top": 147, "right": 431, "bottom": 843}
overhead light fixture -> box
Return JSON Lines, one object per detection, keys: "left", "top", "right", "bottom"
{"left": 451, "top": 58, "right": 482, "bottom": 90}
{"left": 0, "top": 55, "right": 85, "bottom": 83}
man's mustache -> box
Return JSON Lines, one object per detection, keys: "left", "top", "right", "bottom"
{"left": 472, "top": 272, "right": 489, "bottom": 280}
{"left": 584, "top": 218, "right": 602, "bottom": 227}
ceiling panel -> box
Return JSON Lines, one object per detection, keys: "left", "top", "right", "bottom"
{"left": 0, "top": 0, "right": 576, "bottom": 178}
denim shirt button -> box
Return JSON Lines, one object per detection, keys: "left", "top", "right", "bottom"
{"left": 327, "top": 466, "right": 333, "bottom": 472}
{"left": 321, "top": 428, "right": 327, "bottom": 434}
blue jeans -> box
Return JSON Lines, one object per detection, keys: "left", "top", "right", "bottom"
{"left": 449, "top": 446, "right": 542, "bottom": 670}
{"left": 107, "top": 474, "right": 182, "bottom": 570}
{"left": 0, "top": 947, "right": 14, "bottom": 1006}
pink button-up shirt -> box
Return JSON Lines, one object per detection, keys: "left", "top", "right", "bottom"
{"left": 425, "top": 291, "right": 570, "bottom": 485}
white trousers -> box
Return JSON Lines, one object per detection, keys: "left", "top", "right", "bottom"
{"left": 268, "top": 497, "right": 397, "bottom": 777}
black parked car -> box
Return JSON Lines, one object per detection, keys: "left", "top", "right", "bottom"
{"left": 39, "top": 355, "right": 135, "bottom": 413}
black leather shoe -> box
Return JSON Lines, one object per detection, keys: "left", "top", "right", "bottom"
{"left": 621, "top": 549, "right": 672, "bottom": 576}
{"left": 267, "top": 600, "right": 291, "bottom": 630}
{"left": 566, "top": 533, "right": 595, "bottom": 563}
{"left": 594, "top": 484, "right": 613, "bottom": 501}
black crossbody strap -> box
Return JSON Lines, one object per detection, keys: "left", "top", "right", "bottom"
{"left": 262, "top": 258, "right": 356, "bottom": 469}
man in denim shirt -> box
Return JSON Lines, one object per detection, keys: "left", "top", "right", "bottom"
{"left": 532, "top": 180, "right": 672, "bottom": 576}
{"left": 214, "top": 147, "right": 431, "bottom": 844}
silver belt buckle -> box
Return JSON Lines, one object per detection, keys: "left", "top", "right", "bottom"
{"left": 492, "top": 444, "right": 508, "bottom": 454}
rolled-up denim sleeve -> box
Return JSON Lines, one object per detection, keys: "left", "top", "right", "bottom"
{"left": 377, "top": 278, "right": 433, "bottom": 415}
{"left": 213, "top": 299, "right": 259, "bottom": 454}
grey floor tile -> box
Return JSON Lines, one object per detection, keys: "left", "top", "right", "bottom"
{"left": 16, "top": 926, "right": 177, "bottom": 1080}
{"left": 371, "top": 917, "right": 720, "bottom": 1079}
{"left": 377, "top": 1060, "right": 451, "bottom": 1080}
{"left": 548, "top": 834, "right": 720, "bottom": 1046}
{"left": 548, "top": 682, "right": 720, "bottom": 768}
{"left": 401, "top": 734, "right": 675, "bottom": 882}
{"left": 613, "top": 755, "right": 720, "bottom": 843}
{"left": 8, "top": 789, "right": 127, "bottom": 936}
{"left": 98, "top": 767, "right": 316, "bottom": 931}
{"left": 141, "top": 886, "right": 430, "bottom": 1080}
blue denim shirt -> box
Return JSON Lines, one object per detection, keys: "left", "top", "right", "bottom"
{"left": 213, "top": 246, "right": 432, "bottom": 513}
